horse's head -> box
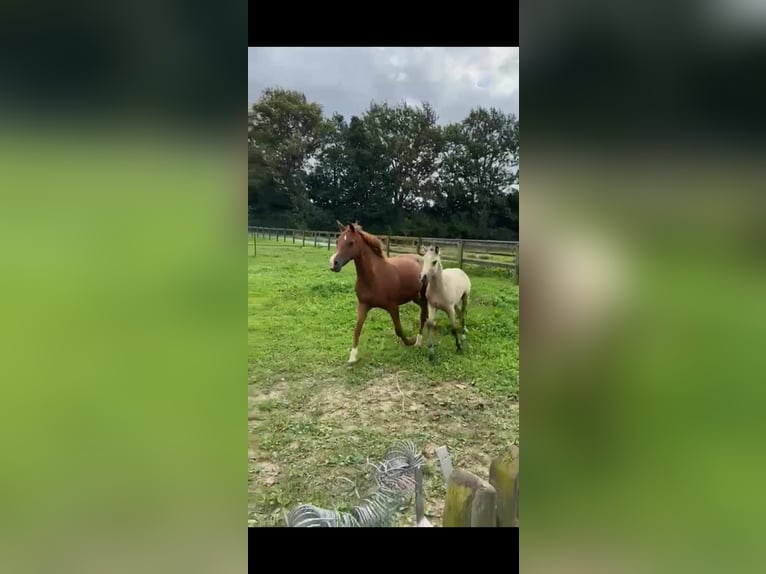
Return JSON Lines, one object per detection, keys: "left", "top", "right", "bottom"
{"left": 329, "top": 221, "right": 364, "bottom": 272}
{"left": 420, "top": 245, "right": 441, "bottom": 283}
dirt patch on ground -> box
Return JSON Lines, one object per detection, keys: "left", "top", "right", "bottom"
{"left": 252, "top": 461, "right": 280, "bottom": 487}
{"left": 248, "top": 372, "right": 519, "bottom": 526}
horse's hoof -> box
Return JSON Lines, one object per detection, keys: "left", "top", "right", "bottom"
{"left": 347, "top": 360, "right": 357, "bottom": 368}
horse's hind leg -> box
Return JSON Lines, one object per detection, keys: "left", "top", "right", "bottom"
{"left": 388, "top": 305, "right": 416, "bottom": 346}
{"left": 447, "top": 305, "right": 462, "bottom": 351}
{"left": 460, "top": 292, "right": 469, "bottom": 340}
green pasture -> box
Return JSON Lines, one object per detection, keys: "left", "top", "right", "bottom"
{"left": 248, "top": 239, "right": 519, "bottom": 526}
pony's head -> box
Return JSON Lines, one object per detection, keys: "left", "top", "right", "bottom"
{"left": 420, "top": 245, "right": 442, "bottom": 283}
{"left": 329, "top": 221, "right": 364, "bottom": 272}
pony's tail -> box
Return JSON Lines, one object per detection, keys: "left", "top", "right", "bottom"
{"left": 460, "top": 291, "right": 470, "bottom": 333}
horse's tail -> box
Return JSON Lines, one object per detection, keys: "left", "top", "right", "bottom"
{"left": 460, "top": 291, "right": 470, "bottom": 333}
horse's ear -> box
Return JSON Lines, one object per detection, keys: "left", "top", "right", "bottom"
{"left": 434, "top": 245, "right": 440, "bottom": 254}
{"left": 336, "top": 220, "right": 345, "bottom": 231}
{"left": 348, "top": 222, "right": 356, "bottom": 232}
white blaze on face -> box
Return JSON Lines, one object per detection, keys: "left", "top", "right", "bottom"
{"left": 329, "top": 252, "right": 336, "bottom": 269}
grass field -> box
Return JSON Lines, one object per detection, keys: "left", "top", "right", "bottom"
{"left": 248, "top": 239, "right": 519, "bottom": 526}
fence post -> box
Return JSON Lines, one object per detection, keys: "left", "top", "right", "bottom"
{"left": 443, "top": 469, "right": 497, "bottom": 527}
{"left": 457, "top": 240, "right": 464, "bottom": 269}
{"left": 302, "top": 231, "right": 306, "bottom": 247}
{"left": 292, "top": 230, "right": 295, "bottom": 244}
{"left": 512, "top": 244, "right": 519, "bottom": 285}
{"left": 253, "top": 231, "right": 256, "bottom": 257}
{"left": 417, "top": 237, "right": 422, "bottom": 255}
{"left": 386, "top": 236, "right": 391, "bottom": 257}
{"left": 414, "top": 466, "right": 425, "bottom": 526}
{"left": 327, "top": 234, "right": 331, "bottom": 250}
{"left": 489, "top": 446, "right": 519, "bottom": 527}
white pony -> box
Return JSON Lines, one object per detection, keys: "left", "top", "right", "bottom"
{"left": 418, "top": 245, "right": 472, "bottom": 360}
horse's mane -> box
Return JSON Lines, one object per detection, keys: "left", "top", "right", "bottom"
{"left": 352, "top": 223, "right": 385, "bottom": 259}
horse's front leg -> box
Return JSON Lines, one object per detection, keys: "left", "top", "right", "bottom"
{"left": 414, "top": 298, "right": 428, "bottom": 348}
{"left": 426, "top": 304, "right": 438, "bottom": 362}
{"left": 348, "top": 302, "right": 370, "bottom": 365}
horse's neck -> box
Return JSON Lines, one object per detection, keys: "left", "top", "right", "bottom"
{"left": 431, "top": 266, "right": 445, "bottom": 288}
{"left": 353, "top": 245, "right": 380, "bottom": 285}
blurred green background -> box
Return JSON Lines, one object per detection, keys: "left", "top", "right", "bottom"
{"left": 521, "top": 1, "right": 766, "bottom": 571}
{"left": 3, "top": 0, "right": 766, "bottom": 571}
{"left": 0, "top": 127, "right": 246, "bottom": 572}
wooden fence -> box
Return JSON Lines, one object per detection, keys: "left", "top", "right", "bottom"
{"left": 248, "top": 226, "right": 518, "bottom": 283}
{"left": 439, "top": 444, "right": 519, "bottom": 527}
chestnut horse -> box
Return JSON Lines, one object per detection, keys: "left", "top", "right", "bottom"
{"left": 329, "top": 221, "right": 428, "bottom": 365}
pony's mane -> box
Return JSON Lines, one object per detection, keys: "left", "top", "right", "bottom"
{"left": 358, "top": 228, "right": 386, "bottom": 259}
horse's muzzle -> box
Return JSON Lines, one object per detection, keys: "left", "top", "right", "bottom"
{"left": 330, "top": 257, "right": 342, "bottom": 272}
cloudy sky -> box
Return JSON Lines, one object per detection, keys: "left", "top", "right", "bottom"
{"left": 248, "top": 47, "right": 519, "bottom": 125}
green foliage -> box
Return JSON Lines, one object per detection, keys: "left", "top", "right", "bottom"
{"left": 248, "top": 89, "right": 519, "bottom": 240}
{"left": 248, "top": 88, "right": 325, "bottom": 223}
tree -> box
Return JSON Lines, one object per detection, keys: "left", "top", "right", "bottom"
{"left": 436, "top": 107, "right": 519, "bottom": 238}
{"left": 247, "top": 87, "right": 519, "bottom": 239}
{"left": 360, "top": 101, "right": 443, "bottom": 223}
{"left": 248, "top": 88, "right": 325, "bottom": 225}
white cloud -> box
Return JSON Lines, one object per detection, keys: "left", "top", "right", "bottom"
{"left": 248, "top": 47, "right": 519, "bottom": 124}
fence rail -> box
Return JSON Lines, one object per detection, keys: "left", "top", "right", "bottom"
{"left": 248, "top": 226, "right": 518, "bottom": 283}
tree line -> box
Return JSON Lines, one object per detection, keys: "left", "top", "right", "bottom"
{"left": 248, "top": 87, "right": 519, "bottom": 240}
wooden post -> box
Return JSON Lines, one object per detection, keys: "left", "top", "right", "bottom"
{"left": 292, "top": 230, "right": 295, "bottom": 244}
{"left": 443, "top": 469, "right": 497, "bottom": 527}
{"left": 457, "top": 240, "right": 464, "bottom": 269}
{"left": 414, "top": 466, "right": 425, "bottom": 525}
{"left": 512, "top": 244, "right": 519, "bottom": 285}
{"left": 314, "top": 232, "right": 317, "bottom": 248}
{"left": 327, "top": 234, "right": 331, "bottom": 249}
{"left": 253, "top": 231, "right": 256, "bottom": 257}
{"left": 489, "top": 445, "right": 519, "bottom": 527}
{"left": 435, "top": 445, "right": 453, "bottom": 481}
{"left": 417, "top": 237, "right": 422, "bottom": 255}
{"left": 386, "top": 236, "right": 391, "bottom": 257}
{"left": 302, "top": 232, "right": 306, "bottom": 247}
